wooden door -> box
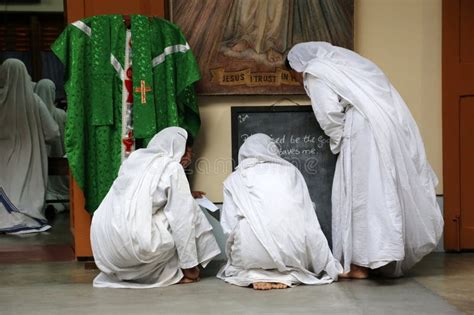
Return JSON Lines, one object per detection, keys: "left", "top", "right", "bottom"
{"left": 443, "top": 0, "right": 474, "bottom": 250}
{"left": 65, "top": 0, "right": 165, "bottom": 23}
{"left": 63, "top": 0, "right": 165, "bottom": 258}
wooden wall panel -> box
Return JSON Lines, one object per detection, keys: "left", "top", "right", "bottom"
{"left": 84, "top": 0, "right": 164, "bottom": 18}
{"left": 460, "top": 97, "right": 474, "bottom": 249}
{"left": 64, "top": 0, "right": 165, "bottom": 23}
{"left": 443, "top": 0, "right": 474, "bottom": 250}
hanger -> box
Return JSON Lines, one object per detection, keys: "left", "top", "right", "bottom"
{"left": 122, "top": 15, "right": 155, "bottom": 28}
{"left": 123, "top": 15, "right": 131, "bottom": 28}
{"left": 270, "top": 97, "right": 302, "bottom": 108}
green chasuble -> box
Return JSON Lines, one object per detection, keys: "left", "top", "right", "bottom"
{"left": 52, "top": 15, "right": 201, "bottom": 213}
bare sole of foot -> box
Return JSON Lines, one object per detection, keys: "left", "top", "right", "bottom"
{"left": 252, "top": 282, "right": 273, "bottom": 290}
{"left": 351, "top": 271, "right": 369, "bottom": 279}
{"left": 271, "top": 283, "right": 288, "bottom": 289}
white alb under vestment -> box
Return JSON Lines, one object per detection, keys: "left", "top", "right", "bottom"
{"left": 288, "top": 42, "right": 443, "bottom": 277}
{"left": 35, "top": 79, "right": 69, "bottom": 207}
{"left": 218, "top": 134, "right": 342, "bottom": 287}
{"left": 0, "top": 59, "right": 59, "bottom": 234}
{"left": 90, "top": 127, "right": 220, "bottom": 289}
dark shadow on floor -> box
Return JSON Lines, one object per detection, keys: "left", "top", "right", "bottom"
{"left": 0, "top": 211, "right": 74, "bottom": 263}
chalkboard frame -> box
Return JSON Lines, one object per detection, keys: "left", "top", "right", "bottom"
{"left": 231, "top": 105, "right": 314, "bottom": 169}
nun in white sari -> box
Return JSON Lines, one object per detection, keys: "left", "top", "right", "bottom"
{"left": 287, "top": 42, "right": 443, "bottom": 278}
{"left": 90, "top": 127, "right": 220, "bottom": 289}
{"left": 34, "top": 79, "right": 69, "bottom": 210}
{"left": 218, "top": 134, "right": 342, "bottom": 290}
{"left": 0, "top": 59, "right": 59, "bottom": 234}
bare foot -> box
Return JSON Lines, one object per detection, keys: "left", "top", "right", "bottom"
{"left": 271, "top": 283, "right": 288, "bottom": 289}
{"left": 230, "top": 39, "right": 250, "bottom": 52}
{"left": 252, "top": 282, "right": 273, "bottom": 290}
{"left": 182, "top": 266, "right": 200, "bottom": 280}
{"left": 179, "top": 277, "right": 199, "bottom": 284}
{"left": 266, "top": 48, "right": 283, "bottom": 63}
{"left": 339, "top": 264, "right": 369, "bottom": 279}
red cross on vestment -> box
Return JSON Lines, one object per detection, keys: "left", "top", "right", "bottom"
{"left": 135, "top": 80, "right": 152, "bottom": 104}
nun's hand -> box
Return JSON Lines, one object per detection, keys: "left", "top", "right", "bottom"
{"left": 192, "top": 191, "right": 206, "bottom": 199}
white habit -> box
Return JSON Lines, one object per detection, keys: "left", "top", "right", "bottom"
{"left": 0, "top": 59, "right": 59, "bottom": 233}
{"left": 288, "top": 42, "right": 444, "bottom": 276}
{"left": 218, "top": 134, "right": 342, "bottom": 287}
{"left": 35, "top": 79, "right": 69, "bottom": 207}
{"left": 90, "top": 127, "right": 220, "bottom": 289}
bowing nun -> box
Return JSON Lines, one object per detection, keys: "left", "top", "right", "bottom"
{"left": 287, "top": 42, "right": 443, "bottom": 278}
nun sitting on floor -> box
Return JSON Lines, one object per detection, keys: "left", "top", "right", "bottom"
{"left": 91, "top": 127, "right": 221, "bottom": 289}
{"left": 218, "top": 134, "right": 342, "bottom": 290}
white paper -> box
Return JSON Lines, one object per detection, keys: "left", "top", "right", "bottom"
{"left": 196, "top": 196, "right": 220, "bottom": 212}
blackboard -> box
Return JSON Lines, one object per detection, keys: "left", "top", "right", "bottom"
{"left": 231, "top": 106, "right": 337, "bottom": 246}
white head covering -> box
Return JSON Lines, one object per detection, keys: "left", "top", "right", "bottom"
{"left": 0, "top": 58, "right": 36, "bottom": 111}
{"left": 34, "top": 79, "right": 67, "bottom": 158}
{"left": 146, "top": 126, "right": 187, "bottom": 160}
{"left": 287, "top": 41, "right": 384, "bottom": 75}
{"left": 238, "top": 133, "right": 293, "bottom": 170}
{"left": 34, "top": 79, "right": 56, "bottom": 114}
{"left": 117, "top": 126, "right": 187, "bottom": 183}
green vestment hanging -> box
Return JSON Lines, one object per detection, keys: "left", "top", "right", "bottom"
{"left": 52, "top": 15, "right": 201, "bottom": 213}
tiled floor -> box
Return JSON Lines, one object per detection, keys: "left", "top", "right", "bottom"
{"left": 409, "top": 252, "right": 474, "bottom": 314}
{"left": 0, "top": 254, "right": 472, "bottom": 314}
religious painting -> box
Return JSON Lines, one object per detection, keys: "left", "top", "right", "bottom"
{"left": 169, "top": 0, "right": 354, "bottom": 95}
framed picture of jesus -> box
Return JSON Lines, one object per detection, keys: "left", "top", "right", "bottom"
{"left": 168, "top": 0, "right": 354, "bottom": 95}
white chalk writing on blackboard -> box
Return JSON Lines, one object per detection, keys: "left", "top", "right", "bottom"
{"left": 240, "top": 133, "right": 329, "bottom": 157}
{"left": 317, "top": 136, "right": 330, "bottom": 148}
{"left": 238, "top": 114, "right": 250, "bottom": 123}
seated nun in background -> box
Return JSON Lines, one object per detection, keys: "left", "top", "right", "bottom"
{"left": 0, "top": 59, "right": 59, "bottom": 234}
{"left": 34, "top": 79, "right": 69, "bottom": 214}
{"left": 287, "top": 42, "right": 443, "bottom": 278}
{"left": 218, "top": 134, "right": 342, "bottom": 290}
{"left": 90, "top": 127, "right": 221, "bottom": 289}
